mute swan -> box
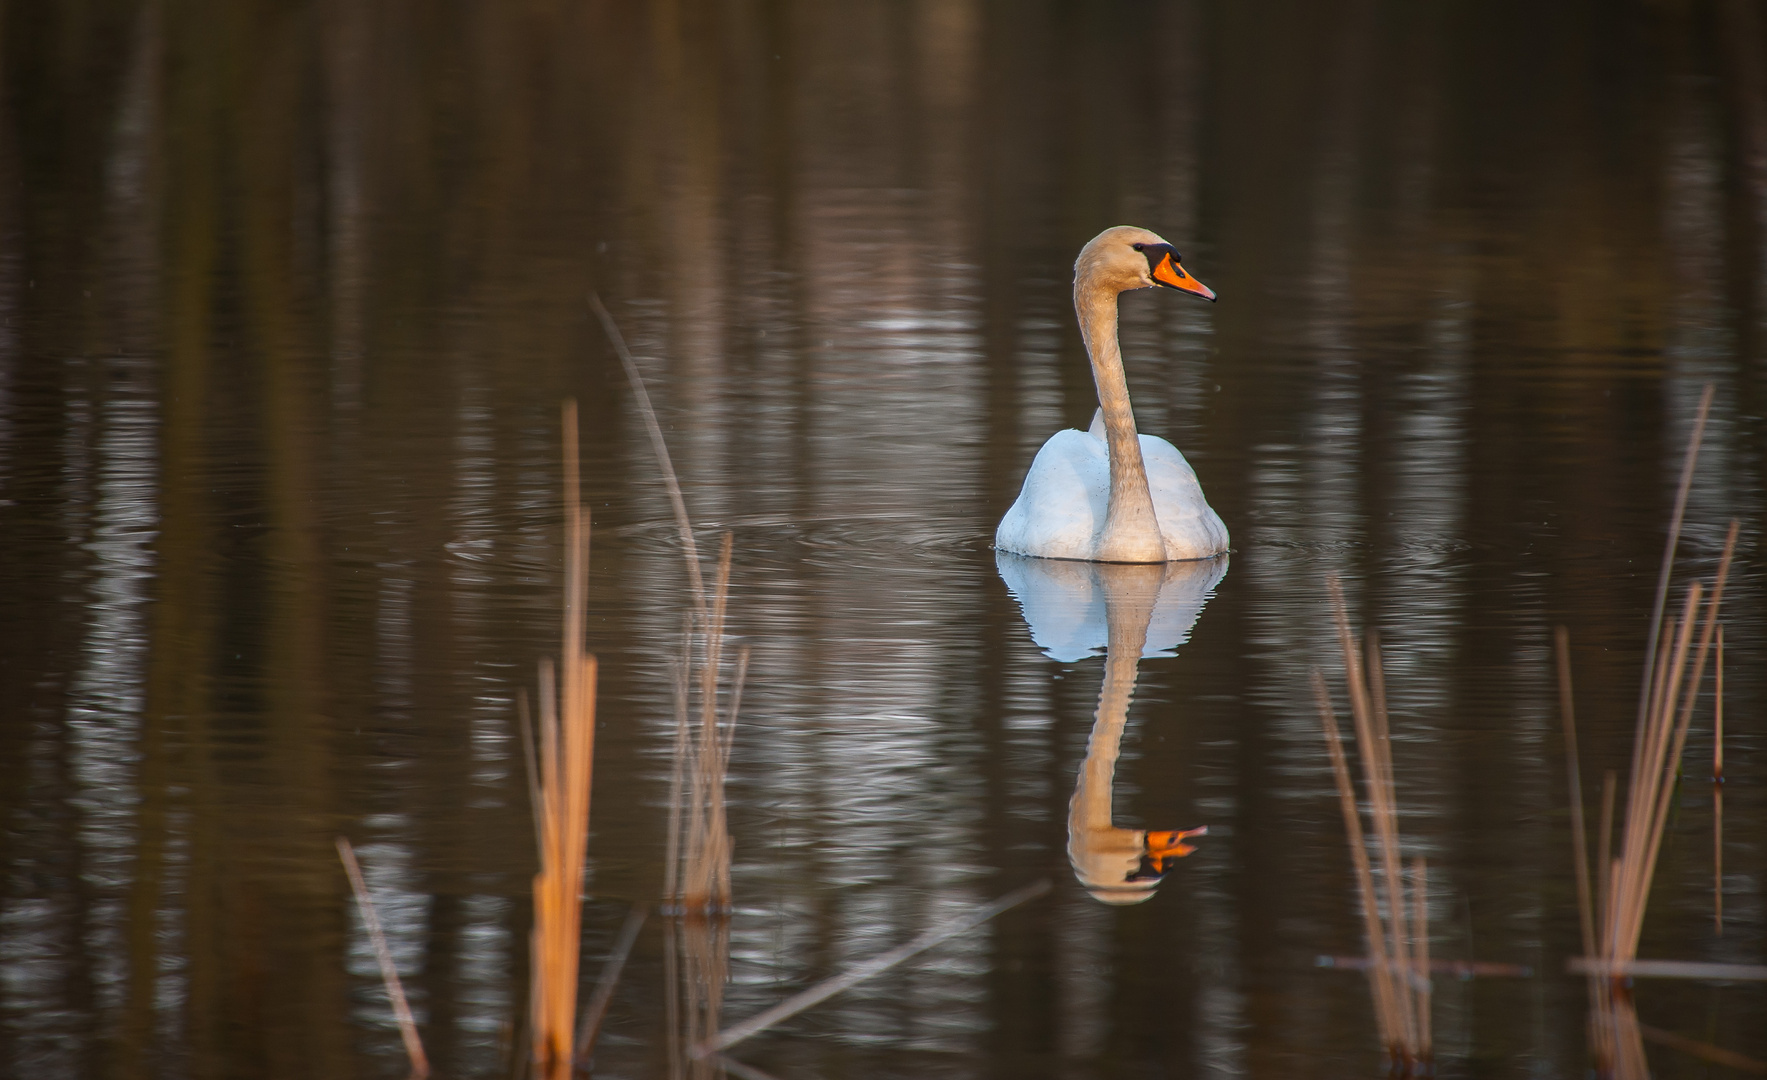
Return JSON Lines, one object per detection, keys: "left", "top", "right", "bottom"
{"left": 996, "top": 226, "right": 1228, "bottom": 563}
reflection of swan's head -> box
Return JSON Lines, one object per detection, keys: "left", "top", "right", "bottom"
{"left": 1077, "top": 226, "right": 1216, "bottom": 302}
{"left": 1073, "top": 826, "right": 1208, "bottom": 906}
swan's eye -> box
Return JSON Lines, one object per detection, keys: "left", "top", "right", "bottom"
{"left": 1131, "top": 242, "right": 1145, "bottom": 251}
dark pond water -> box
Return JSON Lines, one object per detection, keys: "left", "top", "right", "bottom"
{"left": 4, "top": 2, "right": 1767, "bottom": 1077}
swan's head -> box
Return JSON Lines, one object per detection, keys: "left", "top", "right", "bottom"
{"left": 1070, "top": 825, "right": 1207, "bottom": 906}
{"left": 1076, "top": 225, "right": 1216, "bottom": 302}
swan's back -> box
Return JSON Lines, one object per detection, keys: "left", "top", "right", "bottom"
{"left": 996, "top": 427, "right": 1228, "bottom": 561}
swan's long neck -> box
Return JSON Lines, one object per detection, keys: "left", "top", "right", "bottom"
{"left": 1076, "top": 277, "right": 1166, "bottom": 562}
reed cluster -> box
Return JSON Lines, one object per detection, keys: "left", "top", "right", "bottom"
{"left": 1559, "top": 386, "right": 1740, "bottom": 1077}
{"left": 590, "top": 291, "right": 745, "bottom": 922}
{"left": 660, "top": 534, "right": 748, "bottom": 1080}
{"left": 523, "top": 401, "right": 599, "bottom": 1080}
{"left": 662, "top": 533, "right": 747, "bottom": 917}
{"left": 1313, "top": 575, "right": 1431, "bottom": 1071}
{"left": 592, "top": 294, "right": 747, "bottom": 1077}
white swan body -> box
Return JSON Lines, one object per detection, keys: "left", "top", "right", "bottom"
{"left": 995, "top": 226, "right": 1228, "bottom": 563}
{"left": 996, "top": 418, "right": 1228, "bottom": 562}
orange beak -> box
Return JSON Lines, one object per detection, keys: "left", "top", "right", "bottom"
{"left": 1144, "top": 825, "right": 1208, "bottom": 867}
{"left": 1152, "top": 252, "right": 1217, "bottom": 302}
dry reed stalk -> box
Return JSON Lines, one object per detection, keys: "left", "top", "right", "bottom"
{"left": 1637, "top": 383, "right": 1713, "bottom": 735}
{"left": 1317, "top": 575, "right": 1432, "bottom": 1070}
{"left": 660, "top": 643, "right": 695, "bottom": 1073}
{"left": 1412, "top": 856, "right": 1430, "bottom": 1058}
{"left": 574, "top": 904, "right": 649, "bottom": 1066}
{"left": 1312, "top": 670, "right": 1401, "bottom": 1050}
{"left": 1555, "top": 628, "right": 1597, "bottom": 964}
{"left": 1592, "top": 772, "right": 1621, "bottom": 1071}
{"left": 517, "top": 690, "right": 544, "bottom": 853}
{"left": 716, "top": 1055, "right": 794, "bottom": 1080}
{"left": 1555, "top": 628, "right": 1611, "bottom": 1067}
{"left": 1611, "top": 997, "right": 1649, "bottom": 1080}
{"left": 663, "top": 897, "right": 682, "bottom": 1080}
{"left": 1715, "top": 623, "right": 1724, "bottom": 934}
{"left": 1570, "top": 958, "right": 1767, "bottom": 980}
{"left": 1359, "top": 633, "right": 1417, "bottom": 1050}
{"left": 1597, "top": 771, "right": 1615, "bottom": 944}
{"left": 336, "top": 837, "right": 430, "bottom": 1080}
{"left": 528, "top": 401, "right": 598, "bottom": 1080}
{"left": 663, "top": 618, "right": 692, "bottom": 910}
{"left": 590, "top": 292, "right": 707, "bottom": 613}
{"left": 1639, "top": 1024, "right": 1767, "bottom": 1075}
{"left": 1317, "top": 956, "right": 1530, "bottom": 978}
{"left": 697, "top": 879, "right": 1052, "bottom": 1058}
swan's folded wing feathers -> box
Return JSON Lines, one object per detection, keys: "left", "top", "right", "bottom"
{"left": 995, "top": 429, "right": 1109, "bottom": 559}
{"left": 1140, "top": 433, "right": 1229, "bottom": 557}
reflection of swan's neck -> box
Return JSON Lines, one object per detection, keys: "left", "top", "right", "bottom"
{"left": 1070, "top": 629, "right": 1146, "bottom": 834}
{"left": 1076, "top": 272, "right": 1164, "bottom": 563}
{"left": 1067, "top": 566, "right": 1162, "bottom": 904}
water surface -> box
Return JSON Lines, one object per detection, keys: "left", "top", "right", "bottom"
{"left": 2, "top": 2, "right": 1766, "bottom": 1077}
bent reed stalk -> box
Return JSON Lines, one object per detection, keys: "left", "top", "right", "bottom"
{"left": 697, "top": 879, "right": 1052, "bottom": 1059}
{"left": 527, "top": 400, "right": 598, "bottom": 1080}
{"left": 591, "top": 290, "right": 742, "bottom": 917}
{"left": 336, "top": 837, "right": 430, "bottom": 1080}
{"left": 592, "top": 295, "right": 747, "bottom": 1077}
{"left": 1315, "top": 574, "right": 1431, "bottom": 1071}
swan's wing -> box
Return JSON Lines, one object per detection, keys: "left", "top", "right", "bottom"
{"left": 995, "top": 430, "right": 1109, "bottom": 560}
{"left": 1141, "top": 434, "right": 1230, "bottom": 558}
{"left": 1139, "top": 433, "right": 1201, "bottom": 490}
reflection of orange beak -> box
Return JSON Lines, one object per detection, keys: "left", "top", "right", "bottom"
{"left": 1151, "top": 252, "right": 1217, "bottom": 302}
{"left": 1144, "top": 825, "right": 1208, "bottom": 868}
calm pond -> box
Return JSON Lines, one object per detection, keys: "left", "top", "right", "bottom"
{"left": 2, "top": 2, "right": 1765, "bottom": 1077}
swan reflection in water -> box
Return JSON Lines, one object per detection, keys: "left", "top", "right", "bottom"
{"left": 996, "top": 552, "right": 1228, "bottom": 905}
